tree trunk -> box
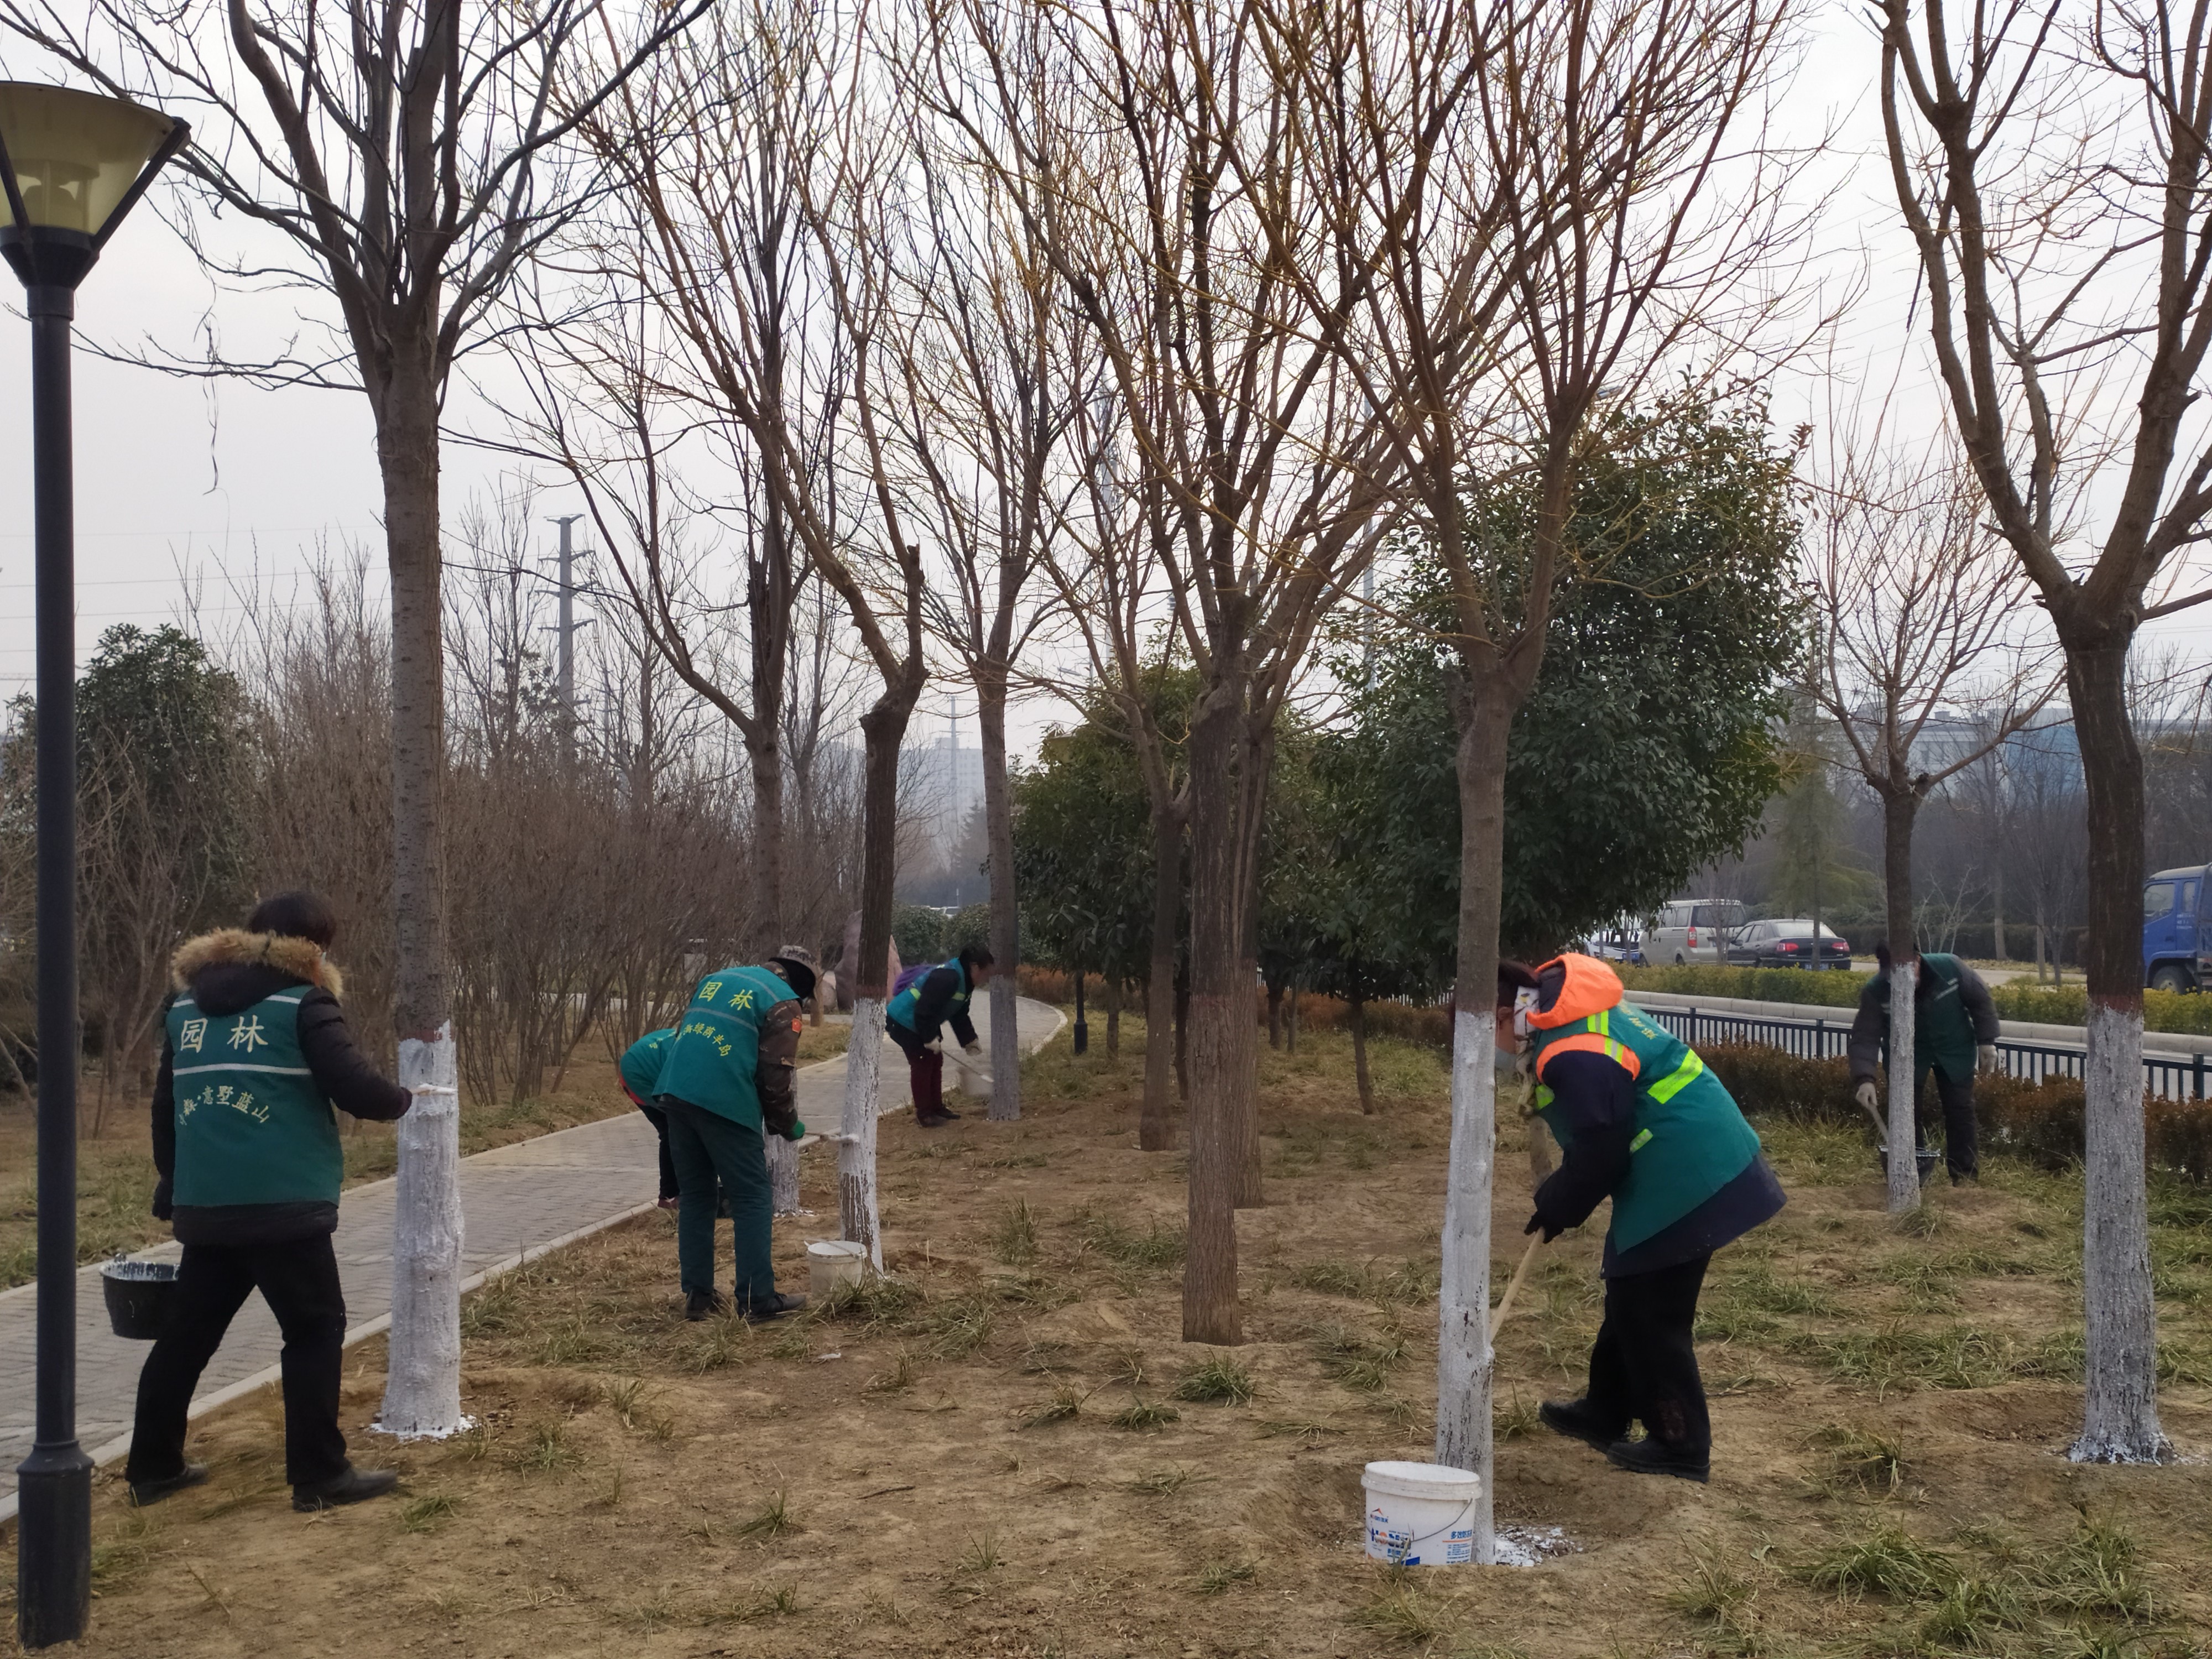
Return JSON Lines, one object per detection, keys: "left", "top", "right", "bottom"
{"left": 1105, "top": 975, "right": 1121, "bottom": 1058}
{"left": 1991, "top": 858, "right": 2006, "bottom": 962}
{"left": 1182, "top": 667, "right": 1262, "bottom": 1345}
{"left": 374, "top": 374, "right": 467, "bottom": 1441}
{"left": 1437, "top": 692, "right": 1511, "bottom": 1562}
{"left": 1266, "top": 982, "right": 1283, "bottom": 1048}
{"left": 1881, "top": 788, "right": 1922, "bottom": 1217}
{"left": 1286, "top": 984, "right": 1298, "bottom": 1053}
{"left": 765, "top": 1127, "right": 801, "bottom": 1216}
{"left": 978, "top": 683, "right": 1022, "bottom": 1121}
{"left": 1141, "top": 805, "right": 1181, "bottom": 1150}
{"left": 2065, "top": 637, "right": 2167, "bottom": 1462}
{"left": 839, "top": 691, "right": 916, "bottom": 1270}
{"left": 1175, "top": 969, "right": 1191, "bottom": 1102}
{"left": 1350, "top": 988, "right": 1374, "bottom": 1115}
{"left": 747, "top": 732, "right": 786, "bottom": 953}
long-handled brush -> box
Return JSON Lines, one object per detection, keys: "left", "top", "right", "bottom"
{"left": 1488, "top": 1234, "right": 1545, "bottom": 1341}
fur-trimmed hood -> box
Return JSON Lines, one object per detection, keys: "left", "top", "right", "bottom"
{"left": 171, "top": 929, "right": 345, "bottom": 1000}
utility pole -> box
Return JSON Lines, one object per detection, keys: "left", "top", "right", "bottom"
{"left": 546, "top": 515, "right": 589, "bottom": 762}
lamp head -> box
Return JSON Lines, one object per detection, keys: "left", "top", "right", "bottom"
{"left": 0, "top": 82, "right": 186, "bottom": 292}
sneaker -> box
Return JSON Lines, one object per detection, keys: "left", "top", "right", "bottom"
{"left": 1540, "top": 1397, "right": 1625, "bottom": 1452}
{"left": 291, "top": 1465, "right": 400, "bottom": 1511}
{"left": 1605, "top": 1436, "right": 1709, "bottom": 1483}
{"left": 128, "top": 1463, "right": 208, "bottom": 1507}
{"left": 685, "top": 1287, "right": 729, "bottom": 1322}
{"left": 916, "top": 1110, "right": 953, "bottom": 1129}
{"left": 740, "top": 1291, "right": 808, "bottom": 1324}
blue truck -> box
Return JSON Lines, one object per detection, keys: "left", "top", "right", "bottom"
{"left": 2143, "top": 865, "right": 2211, "bottom": 990}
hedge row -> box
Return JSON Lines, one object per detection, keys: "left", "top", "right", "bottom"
{"left": 1700, "top": 1042, "right": 2212, "bottom": 1182}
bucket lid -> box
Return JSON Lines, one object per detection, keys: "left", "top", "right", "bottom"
{"left": 1363, "top": 1459, "right": 1481, "bottom": 1500}
{"left": 806, "top": 1240, "right": 867, "bottom": 1259}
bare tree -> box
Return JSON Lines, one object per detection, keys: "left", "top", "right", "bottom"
{"left": 2, "top": 0, "right": 711, "bottom": 1436}
{"left": 1872, "top": 0, "right": 2212, "bottom": 1460}
{"left": 1809, "top": 444, "right": 2058, "bottom": 1212}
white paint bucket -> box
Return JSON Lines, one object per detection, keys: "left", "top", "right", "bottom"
{"left": 1362, "top": 1460, "right": 1480, "bottom": 1567}
{"left": 807, "top": 1239, "right": 867, "bottom": 1299}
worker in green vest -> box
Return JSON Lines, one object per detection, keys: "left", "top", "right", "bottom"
{"left": 126, "top": 891, "right": 414, "bottom": 1513}
{"left": 654, "top": 945, "right": 818, "bottom": 1322}
{"left": 1501, "top": 952, "right": 1786, "bottom": 1483}
{"left": 884, "top": 945, "right": 995, "bottom": 1126}
{"left": 1848, "top": 944, "right": 1999, "bottom": 1183}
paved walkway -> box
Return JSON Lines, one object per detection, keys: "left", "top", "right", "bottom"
{"left": 0, "top": 995, "right": 1063, "bottom": 1515}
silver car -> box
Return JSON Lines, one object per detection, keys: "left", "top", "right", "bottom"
{"left": 1647, "top": 899, "right": 1746, "bottom": 966}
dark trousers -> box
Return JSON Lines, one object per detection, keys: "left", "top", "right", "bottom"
{"left": 633, "top": 1094, "right": 680, "bottom": 1201}
{"left": 661, "top": 1097, "right": 776, "bottom": 1309}
{"left": 889, "top": 1021, "right": 943, "bottom": 1119}
{"left": 1913, "top": 1066, "right": 1980, "bottom": 1178}
{"left": 127, "top": 1235, "right": 349, "bottom": 1488}
{"left": 1583, "top": 1253, "right": 1711, "bottom": 1455}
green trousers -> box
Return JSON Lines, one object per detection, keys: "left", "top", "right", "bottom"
{"left": 661, "top": 1097, "right": 777, "bottom": 1308}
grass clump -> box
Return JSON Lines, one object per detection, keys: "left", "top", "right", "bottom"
{"left": 399, "top": 1494, "right": 456, "bottom": 1534}
{"left": 1173, "top": 1355, "right": 1256, "bottom": 1405}
{"left": 508, "top": 1421, "right": 581, "bottom": 1475}
{"left": 1018, "top": 1385, "right": 1084, "bottom": 1427}
{"left": 1193, "top": 1557, "right": 1259, "bottom": 1595}
{"left": 735, "top": 1489, "right": 798, "bottom": 1541}
{"left": 1079, "top": 1210, "right": 1185, "bottom": 1267}
{"left": 993, "top": 1198, "right": 1039, "bottom": 1265}
{"left": 1292, "top": 1260, "right": 1370, "bottom": 1297}
{"left": 1111, "top": 1397, "right": 1181, "bottom": 1431}
{"left": 1494, "top": 1395, "right": 1541, "bottom": 1440}
{"left": 1126, "top": 1463, "right": 1204, "bottom": 1495}
{"left": 1801, "top": 1522, "right": 1957, "bottom": 1600}
{"left": 1317, "top": 1322, "right": 1408, "bottom": 1392}
{"left": 1807, "top": 1423, "right": 1909, "bottom": 1497}
{"left": 1351, "top": 1580, "right": 1453, "bottom": 1645}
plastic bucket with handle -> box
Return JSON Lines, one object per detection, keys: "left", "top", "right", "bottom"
{"left": 807, "top": 1239, "right": 867, "bottom": 1300}
{"left": 102, "top": 1256, "right": 179, "bottom": 1340}
{"left": 1362, "top": 1460, "right": 1480, "bottom": 1567}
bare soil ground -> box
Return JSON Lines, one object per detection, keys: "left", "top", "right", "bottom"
{"left": 0, "top": 1025, "right": 852, "bottom": 1286}
{"left": 4, "top": 1016, "right": 2208, "bottom": 1659}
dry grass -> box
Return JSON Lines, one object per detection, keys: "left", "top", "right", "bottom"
{"left": 20, "top": 1009, "right": 2211, "bottom": 1659}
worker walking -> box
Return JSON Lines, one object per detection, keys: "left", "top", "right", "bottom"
{"left": 126, "top": 891, "right": 413, "bottom": 1512}
{"left": 653, "top": 945, "right": 817, "bottom": 1322}
{"left": 1502, "top": 953, "right": 1786, "bottom": 1484}
{"left": 1849, "top": 943, "right": 1999, "bottom": 1184}
{"left": 884, "top": 944, "right": 995, "bottom": 1128}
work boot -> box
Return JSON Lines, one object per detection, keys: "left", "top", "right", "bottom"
{"left": 740, "top": 1291, "right": 807, "bottom": 1324}
{"left": 1605, "top": 1436, "right": 1709, "bottom": 1484}
{"left": 916, "top": 1110, "right": 953, "bottom": 1129}
{"left": 292, "top": 1465, "right": 400, "bottom": 1512}
{"left": 1540, "top": 1397, "right": 1625, "bottom": 1453}
{"left": 933, "top": 1105, "right": 963, "bottom": 1120}
{"left": 128, "top": 1463, "right": 208, "bottom": 1507}
{"left": 685, "top": 1287, "right": 728, "bottom": 1322}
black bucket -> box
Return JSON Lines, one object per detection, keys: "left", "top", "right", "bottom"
{"left": 101, "top": 1258, "right": 179, "bottom": 1340}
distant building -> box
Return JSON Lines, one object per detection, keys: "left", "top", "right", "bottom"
{"left": 899, "top": 698, "right": 987, "bottom": 861}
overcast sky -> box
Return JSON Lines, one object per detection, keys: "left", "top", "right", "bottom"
{"left": 3, "top": 1, "right": 2210, "bottom": 761}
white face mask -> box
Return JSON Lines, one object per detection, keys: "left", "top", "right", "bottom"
{"left": 1511, "top": 987, "right": 1541, "bottom": 1040}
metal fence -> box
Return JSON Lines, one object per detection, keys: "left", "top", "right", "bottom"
{"left": 1642, "top": 1003, "right": 2212, "bottom": 1102}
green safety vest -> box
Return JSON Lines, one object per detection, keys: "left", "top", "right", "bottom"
{"left": 166, "top": 990, "right": 342, "bottom": 1208}
{"left": 886, "top": 958, "right": 969, "bottom": 1035}
{"left": 1531, "top": 999, "right": 1763, "bottom": 1251}
{"left": 653, "top": 966, "right": 795, "bottom": 1129}
{"left": 620, "top": 1027, "right": 673, "bottom": 1103}
{"left": 1875, "top": 952, "right": 1976, "bottom": 1083}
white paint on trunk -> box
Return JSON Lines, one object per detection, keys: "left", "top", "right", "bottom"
{"left": 1887, "top": 961, "right": 1921, "bottom": 1215}
{"left": 1434, "top": 1008, "right": 1496, "bottom": 1563}
{"left": 988, "top": 972, "right": 1021, "bottom": 1122}
{"left": 765, "top": 1128, "right": 801, "bottom": 1217}
{"left": 839, "top": 997, "right": 885, "bottom": 1270}
{"left": 374, "top": 1025, "right": 472, "bottom": 1439}
{"left": 2071, "top": 1001, "right": 2169, "bottom": 1463}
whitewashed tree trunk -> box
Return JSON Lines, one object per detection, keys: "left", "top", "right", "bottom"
{"left": 1434, "top": 1008, "right": 1496, "bottom": 1562}
{"left": 2073, "top": 1001, "right": 2168, "bottom": 1461}
{"left": 765, "top": 1128, "right": 802, "bottom": 1216}
{"left": 1886, "top": 963, "right": 1920, "bottom": 1214}
{"left": 839, "top": 997, "right": 885, "bottom": 1269}
{"left": 375, "top": 1026, "right": 469, "bottom": 1438}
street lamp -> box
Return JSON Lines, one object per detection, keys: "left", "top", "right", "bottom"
{"left": 0, "top": 81, "right": 187, "bottom": 1652}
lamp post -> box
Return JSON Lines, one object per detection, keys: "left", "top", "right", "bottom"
{"left": 0, "top": 81, "right": 187, "bottom": 1652}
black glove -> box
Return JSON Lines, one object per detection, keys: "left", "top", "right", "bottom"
{"left": 1525, "top": 1211, "right": 1563, "bottom": 1244}
{"left": 151, "top": 1179, "right": 173, "bottom": 1222}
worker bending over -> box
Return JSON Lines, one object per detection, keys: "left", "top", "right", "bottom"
{"left": 619, "top": 1026, "right": 680, "bottom": 1209}
{"left": 1849, "top": 943, "right": 1999, "bottom": 1185}
{"left": 653, "top": 945, "right": 818, "bottom": 1322}
{"left": 1504, "top": 953, "right": 1785, "bottom": 1483}
{"left": 885, "top": 944, "right": 994, "bottom": 1128}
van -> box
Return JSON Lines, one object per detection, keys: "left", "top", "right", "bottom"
{"left": 1646, "top": 899, "right": 1746, "bottom": 966}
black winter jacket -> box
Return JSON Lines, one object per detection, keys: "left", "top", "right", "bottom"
{"left": 152, "top": 929, "right": 411, "bottom": 1246}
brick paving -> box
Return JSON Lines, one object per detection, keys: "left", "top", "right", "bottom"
{"left": 0, "top": 996, "right": 1061, "bottom": 1514}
